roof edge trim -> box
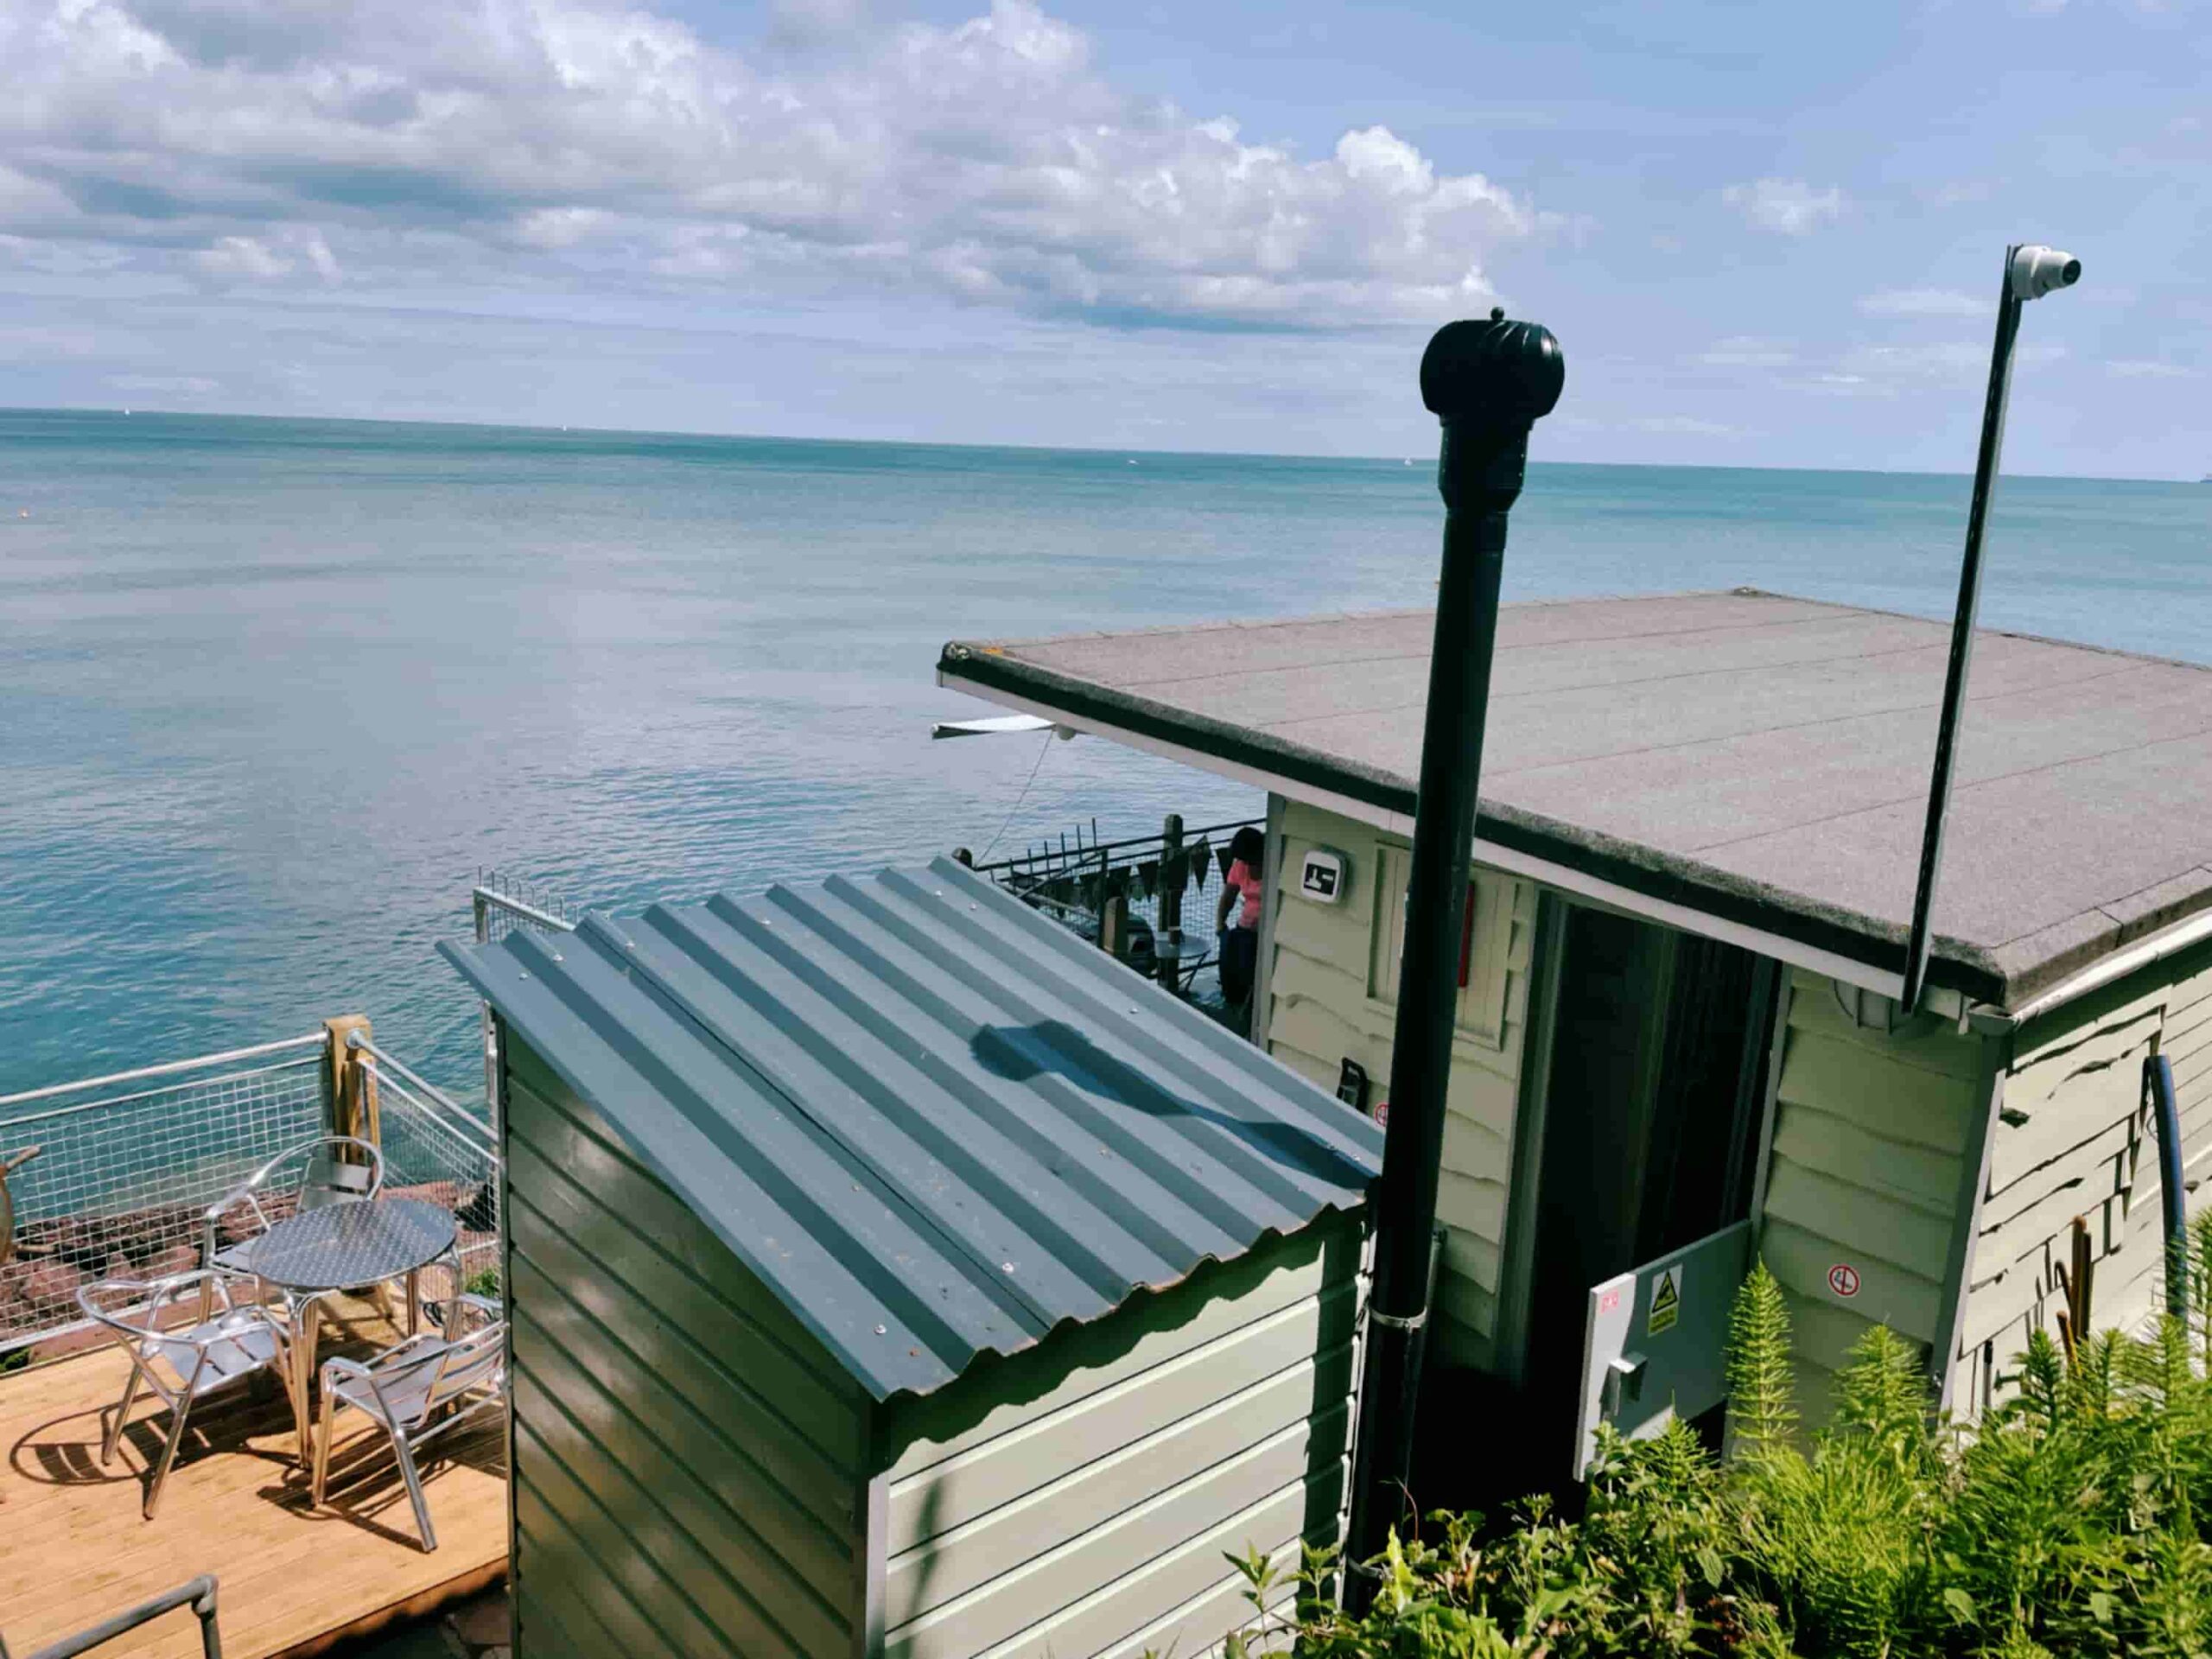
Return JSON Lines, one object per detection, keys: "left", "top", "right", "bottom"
{"left": 938, "top": 653, "right": 2009, "bottom": 1006}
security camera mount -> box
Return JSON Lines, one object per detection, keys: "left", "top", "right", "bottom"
{"left": 1900, "top": 245, "right": 2081, "bottom": 1012}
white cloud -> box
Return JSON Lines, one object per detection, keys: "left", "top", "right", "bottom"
{"left": 1697, "top": 335, "right": 1795, "bottom": 367}
{"left": 1922, "top": 181, "right": 1993, "bottom": 207}
{"left": 2107, "top": 359, "right": 2197, "bottom": 378}
{"left": 1857, "top": 287, "right": 1988, "bottom": 319}
{"left": 192, "top": 236, "right": 296, "bottom": 281}
{"left": 0, "top": 0, "right": 1542, "bottom": 327}
{"left": 1831, "top": 339, "right": 2063, "bottom": 388}
{"left": 1631, "top": 415, "right": 1738, "bottom": 435}
{"left": 107, "top": 372, "right": 221, "bottom": 391}
{"left": 1722, "top": 177, "right": 1844, "bottom": 235}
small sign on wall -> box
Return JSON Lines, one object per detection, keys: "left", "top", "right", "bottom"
{"left": 1299, "top": 848, "right": 1347, "bottom": 904}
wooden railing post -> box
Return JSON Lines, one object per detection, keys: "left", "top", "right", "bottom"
{"left": 322, "top": 1015, "right": 379, "bottom": 1150}
{"left": 1159, "top": 813, "right": 1184, "bottom": 936}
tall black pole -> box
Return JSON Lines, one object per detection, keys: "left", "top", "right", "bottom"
{"left": 1898, "top": 250, "right": 2024, "bottom": 1012}
{"left": 1346, "top": 310, "right": 1562, "bottom": 1592}
{"left": 1902, "top": 242, "right": 2082, "bottom": 1008}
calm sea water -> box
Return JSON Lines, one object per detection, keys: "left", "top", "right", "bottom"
{"left": 3, "top": 409, "right": 2206, "bottom": 1100}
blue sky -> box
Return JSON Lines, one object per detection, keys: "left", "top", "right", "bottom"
{"left": 0, "top": 0, "right": 2204, "bottom": 474}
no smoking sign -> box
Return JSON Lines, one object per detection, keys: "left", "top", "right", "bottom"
{"left": 1827, "top": 1262, "right": 1861, "bottom": 1299}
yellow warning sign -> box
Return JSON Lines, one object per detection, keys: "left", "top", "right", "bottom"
{"left": 1647, "top": 1264, "right": 1682, "bottom": 1336}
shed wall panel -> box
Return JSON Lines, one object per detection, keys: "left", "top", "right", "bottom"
{"left": 1262, "top": 800, "right": 1532, "bottom": 1364}
{"left": 504, "top": 1039, "right": 870, "bottom": 1659}
{"left": 1758, "top": 970, "right": 1991, "bottom": 1417}
{"left": 875, "top": 1220, "right": 1363, "bottom": 1659}
{"left": 1953, "top": 943, "right": 2212, "bottom": 1411}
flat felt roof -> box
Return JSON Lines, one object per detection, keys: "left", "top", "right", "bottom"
{"left": 939, "top": 590, "right": 2212, "bottom": 1007}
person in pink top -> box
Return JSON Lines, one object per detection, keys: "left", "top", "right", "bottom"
{"left": 1215, "top": 826, "right": 1268, "bottom": 1032}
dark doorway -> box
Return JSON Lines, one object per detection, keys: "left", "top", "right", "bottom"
{"left": 1511, "top": 906, "right": 1777, "bottom": 1484}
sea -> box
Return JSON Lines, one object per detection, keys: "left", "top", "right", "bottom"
{"left": 3, "top": 408, "right": 2207, "bottom": 1103}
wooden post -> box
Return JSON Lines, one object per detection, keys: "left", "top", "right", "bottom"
{"left": 1159, "top": 813, "right": 1184, "bottom": 936}
{"left": 1102, "top": 893, "right": 1128, "bottom": 960}
{"left": 323, "top": 1014, "right": 379, "bottom": 1150}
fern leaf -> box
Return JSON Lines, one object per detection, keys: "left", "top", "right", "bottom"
{"left": 1728, "top": 1260, "right": 1798, "bottom": 1460}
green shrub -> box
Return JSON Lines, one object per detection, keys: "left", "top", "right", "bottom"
{"left": 1185, "top": 1251, "right": 2212, "bottom": 1658}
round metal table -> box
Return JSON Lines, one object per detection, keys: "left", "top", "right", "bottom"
{"left": 1152, "top": 931, "right": 1216, "bottom": 997}
{"left": 241, "top": 1198, "right": 456, "bottom": 1295}
{"left": 239, "top": 1198, "right": 457, "bottom": 1461}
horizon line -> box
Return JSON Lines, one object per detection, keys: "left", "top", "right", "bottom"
{"left": 1, "top": 403, "right": 2196, "bottom": 487}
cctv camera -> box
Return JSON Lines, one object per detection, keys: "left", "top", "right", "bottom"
{"left": 2009, "top": 245, "right": 2082, "bottom": 302}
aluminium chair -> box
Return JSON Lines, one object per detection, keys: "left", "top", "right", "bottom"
{"left": 78, "top": 1272, "right": 292, "bottom": 1518}
{"left": 312, "top": 1292, "right": 505, "bottom": 1552}
{"left": 200, "top": 1134, "right": 385, "bottom": 1283}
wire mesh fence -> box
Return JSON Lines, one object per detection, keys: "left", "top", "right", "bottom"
{"left": 471, "top": 869, "right": 575, "bottom": 1113}
{"left": 473, "top": 868, "right": 574, "bottom": 947}
{"left": 355, "top": 1040, "right": 502, "bottom": 1309}
{"left": 966, "top": 814, "right": 1263, "bottom": 1008}
{"left": 1, "top": 1028, "right": 508, "bottom": 1358}
{"left": 0, "top": 1035, "right": 328, "bottom": 1355}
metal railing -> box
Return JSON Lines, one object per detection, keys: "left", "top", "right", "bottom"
{"left": 1, "top": 1037, "right": 328, "bottom": 1356}
{"left": 2, "top": 1025, "right": 509, "bottom": 1359}
{"left": 2, "top": 1573, "right": 222, "bottom": 1659}
{"left": 351, "top": 1035, "right": 502, "bottom": 1304}
{"left": 966, "top": 815, "right": 1262, "bottom": 1001}
{"left": 473, "top": 868, "right": 575, "bottom": 947}
{"left": 472, "top": 870, "right": 575, "bottom": 1113}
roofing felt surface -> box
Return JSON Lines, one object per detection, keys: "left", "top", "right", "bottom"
{"left": 442, "top": 858, "right": 1380, "bottom": 1402}
{"left": 939, "top": 590, "right": 2212, "bottom": 1007}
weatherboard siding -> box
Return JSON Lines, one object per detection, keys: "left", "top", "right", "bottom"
{"left": 502, "top": 1037, "right": 870, "bottom": 1659}
{"left": 1261, "top": 800, "right": 1533, "bottom": 1363}
{"left": 1953, "top": 940, "right": 2212, "bottom": 1407}
{"left": 872, "top": 1217, "right": 1363, "bottom": 1659}
{"left": 1758, "top": 971, "right": 1992, "bottom": 1419}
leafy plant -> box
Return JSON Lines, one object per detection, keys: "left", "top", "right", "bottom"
{"left": 1179, "top": 1257, "right": 2212, "bottom": 1658}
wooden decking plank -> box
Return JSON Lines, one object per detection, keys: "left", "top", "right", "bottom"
{"left": 0, "top": 1294, "right": 505, "bottom": 1659}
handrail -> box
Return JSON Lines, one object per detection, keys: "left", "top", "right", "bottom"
{"left": 0, "top": 1036, "right": 326, "bottom": 1114}
{"left": 0, "top": 1056, "right": 323, "bottom": 1132}
{"left": 471, "top": 886, "right": 575, "bottom": 935}
{"left": 12, "top": 1573, "right": 222, "bottom": 1659}
{"left": 349, "top": 1036, "right": 499, "bottom": 1162}
{"left": 968, "top": 816, "right": 1261, "bottom": 877}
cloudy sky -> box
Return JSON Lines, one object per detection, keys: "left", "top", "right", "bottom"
{"left": 1, "top": 0, "right": 2205, "bottom": 474}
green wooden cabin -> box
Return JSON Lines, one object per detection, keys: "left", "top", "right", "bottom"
{"left": 941, "top": 590, "right": 2212, "bottom": 1475}
{"left": 443, "top": 862, "right": 1380, "bottom": 1659}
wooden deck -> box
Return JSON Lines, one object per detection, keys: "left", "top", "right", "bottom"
{"left": 0, "top": 1295, "right": 506, "bottom": 1659}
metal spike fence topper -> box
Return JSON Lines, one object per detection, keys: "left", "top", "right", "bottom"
{"left": 1346, "top": 306, "right": 1563, "bottom": 1595}
{"left": 1898, "top": 244, "right": 2079, "bottom": 1012}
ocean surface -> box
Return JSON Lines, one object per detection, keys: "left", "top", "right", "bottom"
{"left": 3, "top": 409, "right": 2207, "bottom": 1102}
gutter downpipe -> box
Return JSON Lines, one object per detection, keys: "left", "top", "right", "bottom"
{"left": 2146, "top": 1051, "right": 2190, "bottom": 1318}
{"left": 1344, "top": 310, "right": 1563, "bottom": 1599}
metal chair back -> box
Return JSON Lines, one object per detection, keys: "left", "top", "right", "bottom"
{"left": 297, "top": 1147, "right": 378, "bottom": 1212}
{"left": 360, "top": 1311, "right": 505, "bottom": 1433}
{"left": 311, "top": 1294, "right": 505, "bottom": 1553}
{"left": 202, "top": 1135, "right": 383, "bottom": 1269}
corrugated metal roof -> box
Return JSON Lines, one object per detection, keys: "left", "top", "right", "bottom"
{"left": 441, "top": 857, "right": 1379, "bottom": 1402}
